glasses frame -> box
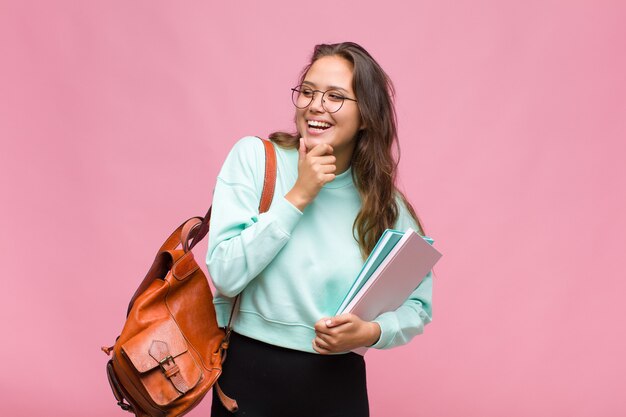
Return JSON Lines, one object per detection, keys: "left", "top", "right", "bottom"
{"left": 291, "top": 85, "right": 358, "bottom": 114}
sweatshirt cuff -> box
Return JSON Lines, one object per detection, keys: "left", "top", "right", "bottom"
{"left": 266, "top": 196, "right": 303, "bottom": 236}
{"left": 371, "top": 311, "right": 399, "bottom": 349}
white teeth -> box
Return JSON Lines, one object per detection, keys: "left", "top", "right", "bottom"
{"left": 308, "top": 120, "right": 331, "bottom": 128}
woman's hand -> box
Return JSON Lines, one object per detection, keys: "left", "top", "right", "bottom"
{"left": 312, "top": 313, "right": 381, "bottom": 354}
{"left": 285, "top": 138, "right": 336, "bottom": 211}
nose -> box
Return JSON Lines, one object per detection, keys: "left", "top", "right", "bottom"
{"left": 308, "top": 91, "right": 326, "bottom": 113}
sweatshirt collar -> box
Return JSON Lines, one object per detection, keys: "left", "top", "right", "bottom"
{"left": 323, "top": 165, "right": 354, "bottom": 189}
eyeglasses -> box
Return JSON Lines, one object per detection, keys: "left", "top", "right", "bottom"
{"left": 291, "top": 85, "right": 358, "bottom": 114}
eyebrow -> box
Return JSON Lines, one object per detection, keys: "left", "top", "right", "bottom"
{"left": 301, "top": 81, "right": 350, "bottom": 94}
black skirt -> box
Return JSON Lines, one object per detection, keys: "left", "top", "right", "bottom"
{"left": 211, "top": 332, "right": 369, "bottom": 417}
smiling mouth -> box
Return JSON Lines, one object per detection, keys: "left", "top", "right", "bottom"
{"left": 307, "top": 120, "right": 332, "bottom": 130}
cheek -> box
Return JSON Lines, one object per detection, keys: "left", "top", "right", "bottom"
{"left": 295, "top": 111, "right": 307, "bottom": 136}
{"left": 338, "top": 111, "right": 361, "bottom": 132}
{"left": 295, "top": 110, "right": 306, "bottom": 125}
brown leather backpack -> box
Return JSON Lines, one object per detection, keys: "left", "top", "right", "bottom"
{"left": 102, "top": 137, "right": 276, "bottom": 416}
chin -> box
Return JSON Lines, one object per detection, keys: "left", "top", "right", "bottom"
{"left": 303, "top": 136, "right": 324, "bottom": 148}
{"left": 302, "top": 134, "right": 334, "bottom": 151}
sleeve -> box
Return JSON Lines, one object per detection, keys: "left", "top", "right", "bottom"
{"left": 369, "top": 194, "right": 434, "bottom": 349}
{"left": 206, "top": 137, "right": 303, "bottom": 297}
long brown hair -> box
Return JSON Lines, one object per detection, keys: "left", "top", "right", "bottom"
{"left": 270, "top": 42, "right": 424, "bottom": 260}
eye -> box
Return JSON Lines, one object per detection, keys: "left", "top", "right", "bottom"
{"left": 300, "top": 88, "right": 315, "bottom": 98}
{"left": 326, "top": 91, "right": 345, "bottom": 102}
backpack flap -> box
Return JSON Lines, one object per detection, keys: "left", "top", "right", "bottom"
{"left": 121, "top": 319, "right": 202, "bottom": 406}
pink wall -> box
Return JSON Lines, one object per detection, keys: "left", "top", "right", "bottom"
{"left": 2, "top": 1, "right": 625, "bottom": 416}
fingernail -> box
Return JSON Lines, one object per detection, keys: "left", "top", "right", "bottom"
{"left": 325, "top": 320, "right": 332, "bottom": 326}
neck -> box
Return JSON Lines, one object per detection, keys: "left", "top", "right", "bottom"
{"left": 334, "top": 142, "right": 355, "bottom": 175}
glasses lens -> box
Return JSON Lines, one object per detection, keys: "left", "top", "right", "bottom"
{"left": 292, "top": 86, "right": 313, "bottom": 109}
{"left": 322, "top": 90, "right": 345, "bottom": 113}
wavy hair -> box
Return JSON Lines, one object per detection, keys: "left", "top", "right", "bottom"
{"left": 270, "top": 42, "right": 424, "bottom": 260}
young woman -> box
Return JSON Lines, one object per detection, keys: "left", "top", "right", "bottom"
{"left": 207, "top": 42, "right": 433, "bottom": 417}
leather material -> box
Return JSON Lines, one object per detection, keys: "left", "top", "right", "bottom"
{"left": 216, "top": 382, "right": 239, "bottom": 413}
{"left": 103, "top": 137, "right": 276, "bottom": 416}
{"left": 259, "top": 137, "right": 277, "bottom": 212}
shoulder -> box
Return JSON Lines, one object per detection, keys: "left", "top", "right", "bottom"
{"left": 228, "top": 136, "right": 265, "bottom": 163}
{"left": 393, "top": 190, "right": 410, "bottom": 213}
{"left": 393, "top": 191, "right": 424, "bottom": 235}
{"left": 218, "top": 136, "right": 267, "bottom": 191}
{"left": 224, "top": 136, "right": 267, "bottom": 166}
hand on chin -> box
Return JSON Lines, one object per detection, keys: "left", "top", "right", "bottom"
{"left": 303, "top": 135, "right": 331, "bottom": 151}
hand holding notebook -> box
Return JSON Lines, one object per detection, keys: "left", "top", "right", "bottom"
{"left": 336, "top": 227, "right": 442, "bottom": 354}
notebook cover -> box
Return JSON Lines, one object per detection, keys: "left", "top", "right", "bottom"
{"left": 344, "top": 227, "right": 442, "bottom": 355}
{"left": 335, "top": 229, "right": 404, "bottom": 314}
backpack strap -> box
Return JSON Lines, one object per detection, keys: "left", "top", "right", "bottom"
{"left": 188, "top": 137, "right": 276, "bottom": 250}
{"left": 258, "top": 137, "right": 277, "bottom": 213}
{"left": 221, "top": 137, "right": 276, "bottom": 339}
{"left": 126, "top": 138, "right": 277, "bottom": 317}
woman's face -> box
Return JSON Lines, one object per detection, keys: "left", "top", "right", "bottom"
{"left": 296, "top": 55, "right": 362, "bottom": 161}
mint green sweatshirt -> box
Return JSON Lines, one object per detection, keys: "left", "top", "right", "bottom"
{"left": 206, "top": 136, "right": 433, "bottom": 354}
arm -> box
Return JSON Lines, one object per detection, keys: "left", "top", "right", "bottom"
{"left": 370, "top": 270, "right": 433, "bottom": 349}
{"left": 370, "top": 194, "right": 434, "bottom": 349}
{"left": 312, "top": 273, "right": 432, "bottom": 353}
{"left": 206, "top": 137, "right": 303, "bottom": 297}
{"left": 207, "top": 137, "right": 338, "bottom": 297}
{"left": 313, "top": 194, "right": 434, "bottom": 353}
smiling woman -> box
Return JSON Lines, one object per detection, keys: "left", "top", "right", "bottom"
{"left": 206, "top": 42, "right": 433, "bottom": 417}
{"left": 293, "top": 55, "right": 363, "bottom": 175}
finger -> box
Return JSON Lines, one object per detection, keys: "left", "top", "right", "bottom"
{"left": 307, "top": 143, "right": 334, "bottom": 157}
{"left": 325, "top": 313, "right": 353, "bottom": 328}
{"left": 309, "top": 155, "right": 336, "bottom": 165}
{"left": 298, "top": 138, "right": 306, "bottom": 161}
{"left": 314, "top": 318, "right": 331, "bottom": 332}
{"left": 319, "top": 164, "right": 336, "bottom": 174}
{"left": 322, "top": 173, "right": 336, "bottom": 183}
{"left": 315, "top": 321, "right": 335, "bottom": 336}
{"left": 314, "top": 331, "right": 334, "bottom": 345}
{"left": 313, "top": 341, "right": 331, "bottom": 355}
{"left": 313, "top": 337, "right": 333, "bottom": 354}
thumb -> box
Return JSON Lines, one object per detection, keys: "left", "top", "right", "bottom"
{"left": 325, "top": 313, "right": 352, "bottom": 328}
{"left": 298, "top": 138, "right": 307, "bottom": 161}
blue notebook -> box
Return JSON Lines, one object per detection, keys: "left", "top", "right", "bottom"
{"left": 336, "top": 229, "right": 434, "bottom": 315}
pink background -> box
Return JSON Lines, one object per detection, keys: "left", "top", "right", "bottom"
{"left": 2, "top": 1, "right": 625, "bottom": 416}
